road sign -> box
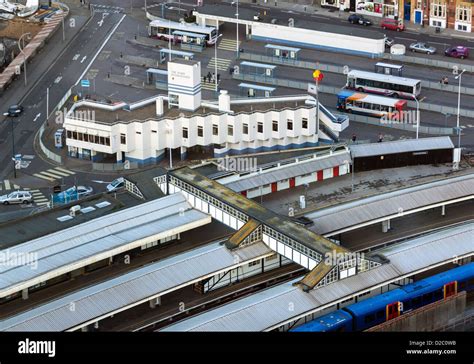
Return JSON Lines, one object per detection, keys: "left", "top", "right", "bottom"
{"left": 81, "top": 79, "right": 90, "bottom": 88}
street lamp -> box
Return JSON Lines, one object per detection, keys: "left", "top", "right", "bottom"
{"left": 18, "top": 32, "right": 31, "bottom": 87}
{"left": 214, "top": 33, "right": 223, "bottom": 92}
{"left": 414, "top": 95, "right": 420, "bottom": 139}
{"left": 3, "top": 112, "right": 16, "bottom": 178}
{"left": 454, "top": 69, "right": 466, "bottom": 149}
{"left": 235, "top": 0, "right": 239, "bottom": 57}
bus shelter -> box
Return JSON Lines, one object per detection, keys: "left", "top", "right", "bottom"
{"left": 239, "top": 61, "right": 276, "bottom": 80}
{"left": 159, "top": 49, "right": 194, "bottom": 64}
{"left": 146, "top": 68, "right": 168, "bottom": 90}
{"left": 264, "top": 44, "right": 300, "bottom": 63}
{"left": 173, "top": 30, "right": 206, "bottom": 52}
{"left": 239, "top": 83, "right": 275, "bottom": 98}
{"left": 374, "top": 62, "right": 404, "bottom": 76}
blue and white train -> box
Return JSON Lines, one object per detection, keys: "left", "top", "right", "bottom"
{"left": 291, "top": 263, "right": 474, "bottom": 332}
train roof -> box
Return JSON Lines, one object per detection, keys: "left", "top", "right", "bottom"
{"left": 343, "top": 288, "right": 406, "bottom": 317}
{"left": 290, "top": 310, "right": 352, "bottom": 332}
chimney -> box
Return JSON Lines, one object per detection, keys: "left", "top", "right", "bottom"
{"left": 156, "top": 96, "right": 164, "bottom": 116}
{"left": 218, "top": 90, "right": 231, "bottom": 112}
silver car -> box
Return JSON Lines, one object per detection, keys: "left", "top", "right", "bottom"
{"left": 409, "top": 42, "right": 437, "bottom": 55}
{"left": 0, "top": 191, "right": 33, "bottom": 205}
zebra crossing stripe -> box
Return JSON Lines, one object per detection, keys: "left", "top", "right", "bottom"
{"left": 4, "top": 180, "right": 10, "bottom": 190}
{"left": 54, "top": 167, "right": 75, "bottom": 175}
{"left": 13, "top": 184, "right": 20, "bottom": 190}
{"left": 37, "top": 171, "right": 64, "bottom": 179}
{"left": 33, "top": 173, "right": 56, "bottom": 182}
{"left": 47, "top": 169, "right": 70, "bottom": 177}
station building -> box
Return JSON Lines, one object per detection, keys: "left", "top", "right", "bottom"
{"left": 62, "top": 60, "right": 346, "bottom": 165}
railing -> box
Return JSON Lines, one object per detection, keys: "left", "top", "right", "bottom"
{"left": 319, "top": 122, "right": 340, "bottom": 142}
{"left": 38, "top": 124, "right": 62, "bottom": 164}
{"left": 92, "top": 161, "right": 139, "bottom": 172}
{"left": 382, "top": 53, "right": 474, "bottom": 73}
{"left": 124, "top": 179, "right": 144, "bottom": 199}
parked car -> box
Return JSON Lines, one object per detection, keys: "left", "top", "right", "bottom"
{"left": 380, "top": 18, "right": 404, "bottom": 31}
{"left": 445, "top": 46, "right": 469, "bottom": 59}
{"left": 0, "top": 191, "right": 32, "bottom": 205}
{"left": 6, "top": 105, "right": 24, "bottom": 117}
{"left": 348, "top": 14, "right": 372, "bottom": 26}
{"left": 384, "top": 37, "right": 394, "bottom": 48}
{"left": 106, "top": 177, "right": 125, "bottom": 192}
{"left": 55, "top": 185, "right": 93, "bottom": 202}
{"left": 409, "top": 42, "right": 437, "bottom": 55}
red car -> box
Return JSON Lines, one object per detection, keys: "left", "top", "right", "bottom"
{"left": 381, "top": 18, "right": 405, "bottom": 32}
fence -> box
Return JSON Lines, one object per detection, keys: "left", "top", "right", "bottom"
{"left": 381, "top": 53, "right": 474, "bottom": 73}
{"left": 38, "top": 124, "right": 62, "bottom": 164}
{"left": 92, "top": 161, "right": 140, "bottom": 172}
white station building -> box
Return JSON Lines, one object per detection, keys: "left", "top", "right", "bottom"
{"left": 63, "top": 59, "right": 348, "bottom": 165}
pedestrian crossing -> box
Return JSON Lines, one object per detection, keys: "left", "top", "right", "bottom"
{"left": 218, "top": 39, "right": 240, "bottom": 52}
{"left": 207, "top": 57, "right": 232, "bottom": 71}
{"left": 24, "top": 188, "right": 49, "bottom": 206}
{"left": 201, "top": 80, "right": 219, "bottom": 91}
{"left": 0, "top": 180, "right": 20, "bottom": 192}
{"left": 33, "top": 167, "right": 76, "bottom": 182}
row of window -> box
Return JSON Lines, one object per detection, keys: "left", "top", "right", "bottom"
{"left": 182, "top": 118, "right": 309, "bottom": 138}
{"left": 430, "top": 1, "right": 472, "bottom": 22}
{"left": 67, "top": 130, "right": 111, "bottom": 146}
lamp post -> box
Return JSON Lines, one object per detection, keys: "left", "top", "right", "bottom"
{"left": 414, "top": 95, "right": 420, "bottom": 139}
{"left": 18, "top": 32, "right": 31, "bottom": 87}
{"left": 3, "top": 112, "right": 16, "bottom": 178}
{"left": 454, "top": 69, "right": 466, "bottom": 149}
{"left": 215, "top": 33, "right": 223, "bottom": 92}
{"left": 235, "top": 0, "right": 239, "bottom": 57}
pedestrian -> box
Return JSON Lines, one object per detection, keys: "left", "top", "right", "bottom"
{"left": 217, "top": 74, "right": 220, "bottom": 82}
{"left": 352, "top": 134, "right": 357, "bottom": 143}
{"left": 207, "top": 72, "right": 211, "bottom": 83}
{"left": 378, "top": 133, "right": 383, "bottom": 143}
{"left": 229, "top": 67, "right": 234, "bottom": 75}
{"left": 212, "top": 72, "right": 215, "bottom": 82}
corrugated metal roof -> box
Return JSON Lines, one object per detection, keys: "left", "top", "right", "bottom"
{"left": 349, "top": 136, "right": 454, "bottom": 158}
{"left": 224, "top": 152, "right": 350, "bottom": 192}
{"left": 307, "top": 174, "right": 474, "bottom": 235}
{"left": 0, "top": 241, "right": 273, "bottom": 331}
{"left": 0, "top": 193, "right": 211, "bottom": 298}
{"left": 161, "top": 222, "right": 474, "bottom": 331}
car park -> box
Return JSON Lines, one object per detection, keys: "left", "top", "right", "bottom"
{"left": 444, "top": 46, "right": 469, "bottom": 59}
{"left": 348, "top": 14, "right": 372, "bottom": 26}
{"left": 0, "top": 191, "right": 33, "bottom": 205}
{"left": 381, "top": 18, "right": 404, "bottom": 31}
{"left": 409, "top": 42, "right": 437, "bottom": 55}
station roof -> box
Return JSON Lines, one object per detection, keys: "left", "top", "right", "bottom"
{"left": 169, "top": 167, "right": 348, "bottom": 257}
{"left": 193, "top": 3, "right": 385, "bottom": 39}
{"left": 306, "top": 174, "right": 474, "bottom": 236}
{"left": 159, "top": 48, "right": 194, "bottom": 57}
{"left": 161, "top": 222, "right": 474, "bottom": 331}
{"left": 223, "top": 150, "right": 350, "bottom": 192}
{"left": 0, "top": 241, "right": 272, "bottom": 331}
{"left": 146, "top": 68, "right": 168, "bottom": 75}
{"left": 125, "top": 167, "right": 167, "bottom": 200}
{"left": 0, "top": 193, "right": 211, "bottom": 299}
{"left": 349, "top": 136, "right": 454, "bottom": 159}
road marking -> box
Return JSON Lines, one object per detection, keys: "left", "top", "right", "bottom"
{"left": 429, "top": 41, "right": 449, "bottom": 46}
{"left": 218, "top": 39, "right": 240, "bottom": 52}
{"left": 395, "top": 37, "right": 417, "bottom": 41}
{"left": 73, "top": 54, "right": 80, "bottom": 61}
{"left": 54, "top": 167, "right": 75, "bottom": 175}
{"left": 33, "top": 173, "right": 56, "bottom": 182}
{"left": 13, "top": 184, "right": 20, "bottom": 189}
{"left": 4, "top": 180, "right": 10, "bottom": 190}
{"left": 33, "top": 113, "right": 41, "bottom": 122}
{"left": 46, "top": 169, "right": 70, "bottom": 177}
{"left": 54, "top": 76, "right": 62, "bottom": 84}
{"left": 22, "top": 155, "right": 35, "bottom": 160}
{"left": 207, "top": 57, "right": 232, "bottom": 71}
{"left": 80, "top": 56, "right": 87, "bottom": 63}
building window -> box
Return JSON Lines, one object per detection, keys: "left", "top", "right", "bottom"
{"left": 287, "top": 120, "right": 293, "bottom": 130}
{"left": 72, "top": 131, "right": 77, "bottom": 139}
{"left": 272, "top": 120, "right": 278, "bottom": 132}
{"left": 88, "top": 134, "right": 94, "bottom": 143}
{"left": 183, "top": 127, "right": 188, "bottom": 139}
{"left": 136, "top": 131, "right": 141, "bottom": 135}
{"left": 228, "top": 125, "right": 233, "bottom": 136}
{"left": 120, "top": 133, "right": 126, "bottom": 144}
{"left": 430, "top": 0, "right": 446, "bottom": 18}
{"left": 213, "top": 124, "right": 218, "bottom": 136}
{"left": 198, "top": 126, "right": 203, "bottom": 137}
{"left": 456, "top": 4, "right": 471, "bottom": 22}
{"left": 302, "top": 118, "right": 308, "bottom": 129}
{"left": 105, "top": 137, "right": 110, "bottom": 146}
{"left": 243, "top": 123, "right": 248, "bottom": 134}
{"left": 257, "top": 122, "right": 263, "bottom": 133}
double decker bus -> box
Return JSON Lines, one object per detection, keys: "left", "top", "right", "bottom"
{"left": 346, "top": 70, "right": 421, "bottom": 99}
{"left": 336, "top": 90, "right": 407, "bottom": 119}
{"left": 148, "top": 19, "right": 217, "bottom": 45}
